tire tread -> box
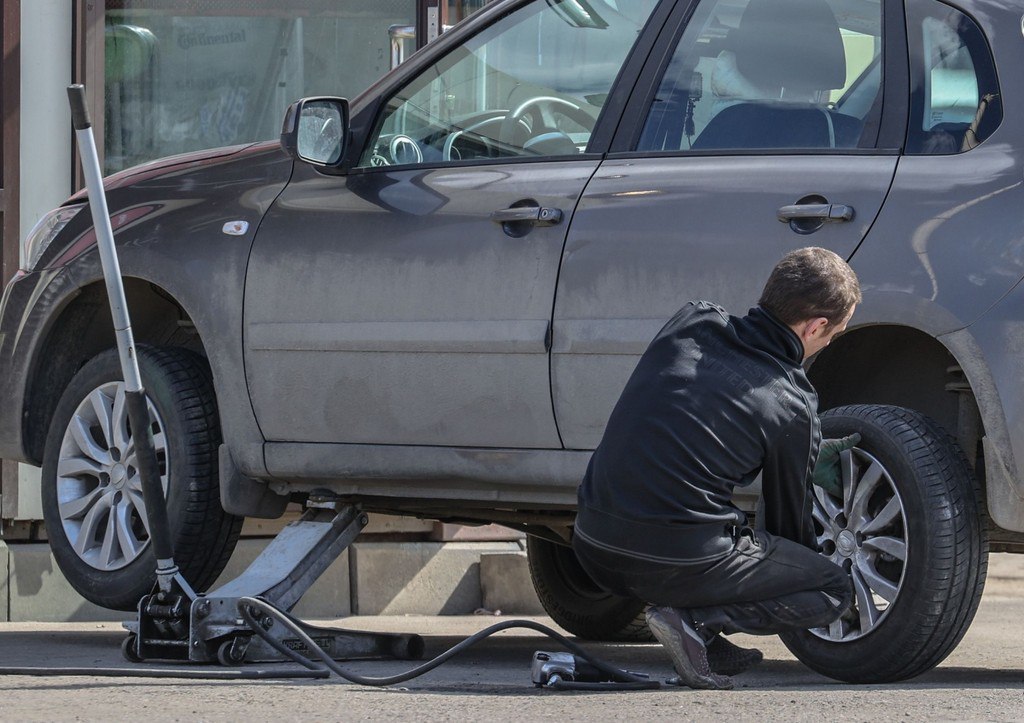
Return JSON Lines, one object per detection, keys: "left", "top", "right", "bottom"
{"left": 782, "top": 404, "right": 987, "bottom": 683}
{"left": 41, "top": 346, "right": 243, "bottom": 610}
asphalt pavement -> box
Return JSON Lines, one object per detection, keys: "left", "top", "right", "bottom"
{"left": 1, "top": 563, "right": 1023, "bottom": 721}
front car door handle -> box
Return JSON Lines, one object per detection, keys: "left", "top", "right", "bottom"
{"left": 490, "top": 206, "right": 563, "bottom": 226}
{"left": 777, "top": 203, "right": 854, "bottom": 223}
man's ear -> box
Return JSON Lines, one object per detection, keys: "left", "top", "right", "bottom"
{"left": 806, "top": 317, "right": 831, "bottom": 339}
{"left": 795, "top": 317, "right": 830, "bottom": 343}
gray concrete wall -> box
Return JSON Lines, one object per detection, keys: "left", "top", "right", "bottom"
{"left": 1, "top": 537, "right": 543, "bottom": 623}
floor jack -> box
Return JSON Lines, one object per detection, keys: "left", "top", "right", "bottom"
{"left": 123, "top": 503, "right": 424, "bottom": 667}
{"left": 58, "top": 84, "right": 658, "bottom": 689}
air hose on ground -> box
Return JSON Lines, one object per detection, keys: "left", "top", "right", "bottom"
{"left": 238, "top": 596, "right": 660, "bottom": 690}
{"left": 0, "top": 595, "right": 659, "bottom": 689}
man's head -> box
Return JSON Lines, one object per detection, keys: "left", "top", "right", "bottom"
{"left": 759, "top": 247, "right": 861, "bottom": 360}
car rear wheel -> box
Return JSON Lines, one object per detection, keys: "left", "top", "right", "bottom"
{"left": 41, "top": 346, "right": 243, "bottom": 610}
{"left": 781, "top": 404, "right": 987, "bottom": 683}
{"left": 527, "top": 535, "right": 651, "bottom": 641}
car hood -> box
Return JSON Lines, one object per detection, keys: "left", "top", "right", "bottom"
{"left": 68, "top": 141, "right": 278, "bottom": 201}
{"left": 40, "top": 140, "right": 293, "bottom": 271}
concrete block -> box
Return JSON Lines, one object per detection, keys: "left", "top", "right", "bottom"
{"left": 429, "top": 523, "right": 526, "bottom": 542}
{"left": 984, "top": 552, "right": 1024, "bottom": 598}
{"left": 0, "top": 542, "right": 8, "bottom": 622}
{"left": 363, "top": 514, "right": 435, "bottom": 536}
{"left": 16, "top": 464, "right": 43, "bottom": 521}
{"left": 480, "top": 552, "right": 544, "bottom": 615}
{"left": 242, "top": 510, "right": 435, "bottom": 539}
{"left": 352, "top": 541, "right": 522, "bottom": 615}
{"left": 5, "top": 537, "right": 350, "bottom": 622}
{"left": 8, "top": 543, "right": 127, "bottom": 623}
{"left": 211, "top": 538, "right": 351, "bottom": 618}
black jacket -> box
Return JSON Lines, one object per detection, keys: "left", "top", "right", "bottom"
{"left": 575, "top": 302, "right": 821, "bottom": 559}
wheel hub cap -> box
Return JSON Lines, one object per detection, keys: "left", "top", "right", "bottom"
{"left": 110, "top": 463, "right": 128, "bottom": 490}
{"left": 836, "top": 529, "right": 857, "bottom": 557}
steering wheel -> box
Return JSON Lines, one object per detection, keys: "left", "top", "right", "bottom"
{"left": 442, "top": 112, "right": 506, "bottom": 161}
{"left": 367, "top": 134, "right": 424, "bottom": 167}
{"left": 497, "top": 96, "right": 596, "bottom": 153}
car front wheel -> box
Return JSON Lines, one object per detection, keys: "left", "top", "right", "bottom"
{"left": 41, "top": 346, "right": 243, "bottom": 610}
{"left": 782, "top": 404, "right": 988, "bottom": 683}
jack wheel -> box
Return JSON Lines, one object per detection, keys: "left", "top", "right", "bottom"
{"left": 217, "top": 638, "right": 247, "bottom": 667}
{"left": 121, "top": 633, "right": 143, "bottom": 663}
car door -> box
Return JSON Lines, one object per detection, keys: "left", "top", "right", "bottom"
{"left": 552, "top": 0, "right": 907, "bottom": 449}
{"left": 244, "top": 0, "right": 662, "bottom": 448}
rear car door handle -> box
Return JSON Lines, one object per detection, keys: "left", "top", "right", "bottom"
{"left": 777, "top": 203, "right": 854, "bottom": 223}
{"left": 490, "top": 206, "right": 563, "bottom": 226}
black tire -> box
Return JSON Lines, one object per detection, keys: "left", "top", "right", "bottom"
{"left": 41, "top": 346, "right": 243, "bottom": 610}
{"left": 527, "top": 535, "right": 651, "bottom": 641}
{"left": 781, "top": 404, "right": 987, "bottom": 683}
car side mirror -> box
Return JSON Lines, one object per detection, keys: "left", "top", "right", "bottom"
{"left": 280, "top": 97, "right": 349, "bottom": 169}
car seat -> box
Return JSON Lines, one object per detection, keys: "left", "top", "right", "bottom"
{"left": 692, "top": 0, "right": 862, "bottom": 150}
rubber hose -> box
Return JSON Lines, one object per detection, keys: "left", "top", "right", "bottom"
{"left": 238, "top": 596, "right": 661, "bottom": 689}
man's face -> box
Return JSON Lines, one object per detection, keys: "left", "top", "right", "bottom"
{"left": 799, "top": 305, "right": 855, "bottom": 360}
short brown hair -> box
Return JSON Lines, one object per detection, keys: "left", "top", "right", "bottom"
{"left": 759, "top": 247, "right": 861, "bottom": 326}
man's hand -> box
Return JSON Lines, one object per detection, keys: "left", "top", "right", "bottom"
{"left": 811, "top": 434, "right": 861, "bottom": 497}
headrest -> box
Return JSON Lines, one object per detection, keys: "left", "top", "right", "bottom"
{"left": 731, "top": 0, "right": 846, "bottom": 96}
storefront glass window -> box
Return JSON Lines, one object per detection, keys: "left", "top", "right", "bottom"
{"left": 444, "top": 1, "right": 489, "bottom": 28}
{"left": 104, "top": 1, "right": 417, "bottom": 173}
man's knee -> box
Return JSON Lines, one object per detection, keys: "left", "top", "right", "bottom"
{"left": 764, "top": 534, "right": 851, "bottom": 607}
{"left": 820, "top": 562, "right": 853, "bottom": 612}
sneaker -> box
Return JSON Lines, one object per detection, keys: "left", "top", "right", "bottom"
{"left": 645, "top": 606, "right": 733, "bottom": 690}
{"left": 706, "top": 634, "right": 763, "bottom": 676}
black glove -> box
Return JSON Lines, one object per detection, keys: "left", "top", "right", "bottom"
{"left": 811, "top": 433, "right": 861, "bottom": 497}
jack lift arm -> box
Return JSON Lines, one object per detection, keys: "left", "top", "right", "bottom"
{"left": 126, "top": 501, "right": 423, "bottom": 666}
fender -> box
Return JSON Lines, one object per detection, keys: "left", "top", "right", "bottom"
{"left": 829, "top": 286, "right": 1019, "bottom": 530}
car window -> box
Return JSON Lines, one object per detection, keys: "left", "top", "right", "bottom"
{"left": 357, "top": 0, "right": 656, "bottom": 168}
{"left": 905, "top": 0, "right": 1001, "bottom": 155}
{"left": 637, "top": 0, "right": 883, "bottom": 152}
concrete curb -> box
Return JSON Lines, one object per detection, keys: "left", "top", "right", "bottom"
{"left": 351, "top": 541, "right": 524, "bottom": 615}
{"left": 480, "top": 551, "right": 545, "bottom": 615}
{"left": 2, "top": 539, "right": 534, "bottom": 622}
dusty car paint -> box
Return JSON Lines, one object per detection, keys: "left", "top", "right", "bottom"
{"left": 1, "top": 0, "right": 1022, "bottom": 535}
{"left": 0, "top": 142, "right": 293, "bottom": 478}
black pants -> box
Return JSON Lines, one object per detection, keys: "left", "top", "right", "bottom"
{"left": 572, "top": 527, "right": 851, "bottom": 638}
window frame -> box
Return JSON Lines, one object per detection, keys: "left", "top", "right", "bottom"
{"left": 343, "top": 0, "right": 679, "bottom": 175}
{"left": 608, "top": 0, "right": 909, "bottom": 158}
{"left": 903, "top": 0, "right": 1002, "bottom": 155}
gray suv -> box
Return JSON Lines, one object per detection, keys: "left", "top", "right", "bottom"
{"left": 0, "top": 0, "right": 1015, "bottom": 683}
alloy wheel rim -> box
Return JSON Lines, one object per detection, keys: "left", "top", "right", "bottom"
{"left": 810, "top": 448, "right": 908, "bottom": 642}
{"left": 55, "top": 381, "right": 168, "bottom": 571}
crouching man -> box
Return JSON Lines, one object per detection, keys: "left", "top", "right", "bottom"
{"left": 572, "top": 247, "right": 859, "bottom": 689}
